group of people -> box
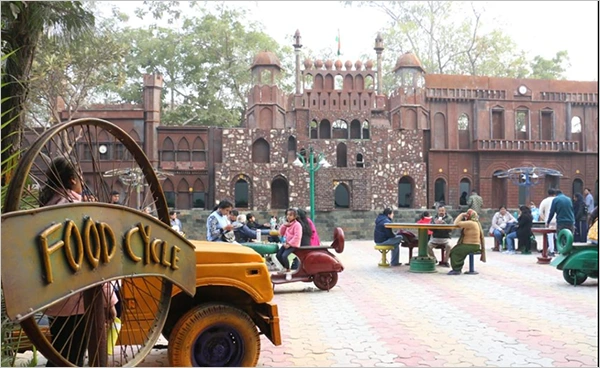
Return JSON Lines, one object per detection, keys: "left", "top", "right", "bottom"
{"left": 374, "top": 205, "right": 486, "bottom": 274}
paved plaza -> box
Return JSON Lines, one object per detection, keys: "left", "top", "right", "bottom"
{"left": 15, "top": 238, "right": 598, "bottom": 367}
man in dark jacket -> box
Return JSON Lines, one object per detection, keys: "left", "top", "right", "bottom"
{"left": 374, "top": 208, "right": 404, "bottom": 266}
{"left": 427, "top": 206, "right": 454, "bottom": 266}
{"left": 546, "top": 189, "right": 575, "bottom": 234}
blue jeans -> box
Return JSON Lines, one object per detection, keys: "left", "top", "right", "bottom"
{"left": 505, "top": 231, "right": 517, "bottom": 251}
{"left": 493, "top": 229, "right": 505, "bottom": 246}
{"left": 276, "top": 246, "right": 296, "bottom": 270}
{"left": 379, "top": 235, "right": 403, "bottom": 266}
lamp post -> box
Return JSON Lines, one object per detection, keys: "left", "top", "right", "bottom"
{"left": 293, "top": 147, "right": 331, "bottom": 220}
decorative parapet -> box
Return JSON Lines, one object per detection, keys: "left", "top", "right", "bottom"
{"left": 476, "top": 139, "right": 579, "bottom": 152}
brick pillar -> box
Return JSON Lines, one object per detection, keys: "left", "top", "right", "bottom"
{"left": 143, "top": 74, "right": 163, "bottom": 167}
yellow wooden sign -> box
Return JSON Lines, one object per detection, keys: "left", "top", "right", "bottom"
{"left": 1, "top": 203, "right": 197, "bottom": 322}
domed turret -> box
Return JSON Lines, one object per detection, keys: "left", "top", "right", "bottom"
{"left": 324, "top": 59, "right": 333, "bottom": 70}
{"left": 334, "top": 60, "right": 343, "bottom": 70}
{"left": 365, "top": 60, "right": 374, "bottom": 70}
{"left": 304, "top": 58, "right": 313, "bottom": 70}
{"left": 344, "top": 60, "right": 353, "bottom": 70}
{"left": 251, "top": 51, "right": 282, "bottom": 70}
{"left": 314, "top": 59, "right": 324, "bottom": 69}
{"left": 393, "top": 51, "right": 425, "bottom": 73}
{"left": 355, "top": 60, "right": 363, "bottom": 71}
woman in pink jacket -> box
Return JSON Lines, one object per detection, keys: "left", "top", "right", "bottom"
{"left": 276, "top": 208, "right": 303, "bottom": 277}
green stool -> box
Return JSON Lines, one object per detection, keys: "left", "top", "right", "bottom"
{"left": 374, "top": 244, "right": 395, "bottom": 267}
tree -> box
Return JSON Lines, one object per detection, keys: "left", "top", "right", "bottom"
{"left": 529, "top": 50, "right": 570, "bottom": 80}
{"left": 1, "top": 1, "right": 94, "bottom": 182}
{"left": 26, "top": 15, "right": 129, "bottom": 127}
{"left": 108, "top": 2, "right": 294, "bottom": 127}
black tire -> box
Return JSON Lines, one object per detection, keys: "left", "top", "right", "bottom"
{"left": 313, "top": 272, "right": 338, "bottom": 291}
{"left": 168, "top": 304, "right": 260, "bottom": 367}
{"left": 563, "top": 269, "right": 588, "bottom": 286}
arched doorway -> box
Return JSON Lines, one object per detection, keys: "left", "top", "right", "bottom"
{"left": 271, "top": 177, "right": 289, "bottom": 209}
{"left": 572, "top": 179, "right": 583, "bottom": 196}
{"left": 492, "top": 170, "right": 507, "bottom": 209}
{"left": 459, "top": 178, "right": 471, "bottom": 206}
{"left": 334, "top": 183, "right": 350, "bottom": 208}
{"left": 397, "top": 176, "right": 414, "bottom": 208}
{"left": 545, "top": 175, "right": 560, "bottom": 192}
{"left": 235, "top": 179, "right": 249, "bottom": 208}
{"left": 336, "top": 143, "right": 347, "bottom": 167}
{"left": 434, "top": 178, "right": 446, "bottom": 204}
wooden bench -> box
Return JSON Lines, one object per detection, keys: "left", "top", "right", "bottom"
{"left": 374, "top": 245, "right": 395, "bottom": 267}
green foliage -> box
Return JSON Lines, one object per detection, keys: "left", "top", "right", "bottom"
{"left": 529, "top": 50, "right": 570, "bottom": 80}
{"left": 104, "top": 2, "right": 293, "bottom": 127}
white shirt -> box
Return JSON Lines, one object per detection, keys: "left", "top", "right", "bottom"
{"left": 539, "top": 196, "right": 556, "bottom": 225}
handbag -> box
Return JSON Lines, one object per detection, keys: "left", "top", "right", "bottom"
{"left": 107, "top": 317, "right": 122, "bottom": 355}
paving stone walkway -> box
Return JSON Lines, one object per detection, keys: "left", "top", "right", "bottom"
{"left": 14, "top": 237, "right": 598, "bottom": 367}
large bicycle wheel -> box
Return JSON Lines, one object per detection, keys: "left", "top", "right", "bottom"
{"left": 3, "top": 118, "right": 172, "bottom": 366}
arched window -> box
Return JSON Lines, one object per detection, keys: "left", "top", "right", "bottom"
{"left": 343, "top": 74, "right": 353, "bottom": 90}
{"left": 356, "top": 153, "right": 364, "bottom": 168}
{"left": 314, "top": 74, "right": 324, "bottom": 90}
{"left": 305, "top": 74, "right": 314, "bottom": 89}
{"left": 260, "top": 69, "right": 272, "bottom": 84}
{"left": 192, "top": 179, "right": 206, "bottom": 209}
{"left": 334, "top": 75, "right": 343, "bottom": 90}
{"left": 271, "top": 176, "right": 289, "bottom": 209}
{"left": 334, "top": 183, "right": 350, "bottom": 208}
{"left": 571, "top": 116, "right": 582, "bottom": 133}
{"left": 324, "top": 74, "right": 334, "bottom": 90}
{"left": 433, "top": 113, "right": 446, "bottom": 149}
{"left": 336, "top": 143, "right": 347, "bottom": 167}
{"left": 162, "top": 137, "right": 175, "bottom": 162}
{"left": 398, "top": 176, "right": 414, "bottom": 208}
{"left": 251, "top": 138, "right": 270, "bottom": 163}
{"left": 540, "top": 108, "right": 554, "bottom": 140}
{"left": 434, "top": 178, "right": 446, "bottom": 204}
{"left": 459, "top": 178, "right": 471, "bottom": 206}
{"left": 235, "top": 179, "right": 249, "bottom": 208}
{"left": 287, "top": 136, "right": 297, "bottom": 163}
{"left": 332, "top": 119, "right": 348, "bottom": 139}
{"left": 545, "top": 174, "right": 560, "bottom": 192}
{"left": 310, "top": 120, "right": 318, "bottom": 139}
{"left": 515, "top": 108, "right": 529, "bottom": 140}
{"left": 177, "top": 138, "right": 190, "bottom": 162}
{"left": 458, "top": 113, "right": 470, "bottom": 149}
{"left": 192, "top": 137, "right": 206, "bottom": 162}
{"left": 365, "top": 75, "right": 374, "bottom": 90}
{"left": 350, "top": 119, "right": 361, "bottom": 139}
{"left": 163, "top": 179, "right": 176, "bottom": 208}
{"left": 572, "top": 179, "right": 583, "bottom": 196}
{"left": 362, "top": 121, "right": 370, "bottom": 139}
{"left": 319, "top": 119, "right": 331, "bottom": 139}
{"left": 491, "top": 106, "right": 505, "bottom": 139}
{"left": 405, "top": 109, "right": 417, "bottom": 130}
{"left": 177, "top": 178, "right": 190, "bottom": 209}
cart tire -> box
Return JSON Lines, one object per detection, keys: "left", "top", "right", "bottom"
{"left": 3, "top": 118, "right": 172, "bottom": 366}
{"left": 168, "top": 304, "right": 260, "bottom": 367}
{"left": 556, "top": 229, "right": 574, "bottom": 255}
{"left": 563, "top": 269, "right": 588, "bottom": 286}
{"left": 313, "top": 272, "right": 338, "bottom": 291}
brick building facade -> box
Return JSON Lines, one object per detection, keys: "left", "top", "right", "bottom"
{"left": 26, "top": 32, "right": 599, "bottom": 212}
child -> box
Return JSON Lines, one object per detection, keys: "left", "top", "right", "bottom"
{"left": 416, "top": 211, "right": 433, "bottom": 238}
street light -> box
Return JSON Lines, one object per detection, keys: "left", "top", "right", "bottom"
{"left": 293, "top": 147, "right": 331, "bottom": 220}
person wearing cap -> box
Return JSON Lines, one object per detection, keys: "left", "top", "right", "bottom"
{"left": 170, "top": 211, "right": 183, "bottom": 233}
{"left": 109, "top": 190, "right": 120, "bottom": 204}
{"left": 448, "top": 209, "right": 486, "bottom": 275}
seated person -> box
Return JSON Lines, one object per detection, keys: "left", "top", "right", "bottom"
{"left": 504, "top": 206, "right": 533, "bottom": 254}
{"left": 587, "top": 206, "right": 598, "bottom": 245}
{"left": 416, "top": 211, "right": 433, "bottom": 241}
{"left": 247, "top": 213, "right": 277, "bottom": 242}
{"left": 374, "top": 208, "right": 404, "bottom": 266}
{"left": 206, "top": 200, "right": 234, "bottom": 242}
{"left": 488, "top": 205, "right": 516, "bottom": 248}
{"left": 297, "top": 208, "right": 320, "bottom": 246}
{"left": 231, "top": 213, "right": 259, "bottom": 243}
{"left": 427, "top": 206, "right": 453, "bottom": 267}
{"left": 448, "top": 209, "right": 486, "bottom": 275}
{"left": 276, "top": 208, "right": 302, "bottom": 278}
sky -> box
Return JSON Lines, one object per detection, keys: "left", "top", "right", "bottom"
{"left": 104, "top": 1, "right": 598, "bottom": 82}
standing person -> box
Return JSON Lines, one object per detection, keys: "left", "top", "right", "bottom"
{"left": 373, "top": 208, "right": 404, "bottom": 267}
{"left": 40, "top": 157, "right": 118, "bottom": 367}
{"left": 206, "top": 200, "right": 234, "bottom": 242}
{"left": 538, "top": 188, "right": 557, "bottom": 255}
{"left": 277, "top": 208, "right": 303, "bottom": 279}
{"left": 583, "top": 188, "right": 595, "bottom": 220}
{"left": 459, "top": 191, "right": 468, "bottom": 206}
{"left": 530, "top": 201, "right": 540, "bottom": 222}
{"left": 467, "top": 190, "right": 484, "bottom": 215}
{"left": 572, "top": 193, "right": 589, "bottom": 242}
{"left": 504, "top": 206, "right": 533, "bottom": 254}
{"left": 109, "top": 190, "right": 120, "bottom": 204}
{"left": 170, "top": 211, "right": 183, "bottom": 233}
{"left": 426, "top": 207, "right": 453, "bottom": 267}
{"left": 546, "top": 189, "right": 575, "bottom": 239}
{"left": 448, "top": 209, "right": 487, "bottom": 275}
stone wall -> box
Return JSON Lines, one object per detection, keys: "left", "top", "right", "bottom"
{"left": 177, "top": 208, "right": 509, "bottom": 242}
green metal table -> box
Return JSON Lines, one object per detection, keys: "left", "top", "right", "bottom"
{"left": 385, "top": 223, "right": 459, "bottom": 273}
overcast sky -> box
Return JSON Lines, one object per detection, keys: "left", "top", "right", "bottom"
{"left": 106, "top": 1, "right": 598, "bottom": 81}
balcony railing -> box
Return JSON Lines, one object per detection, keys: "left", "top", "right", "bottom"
{"left": 477, "top": 139, "right": 579, "bottom": 152}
